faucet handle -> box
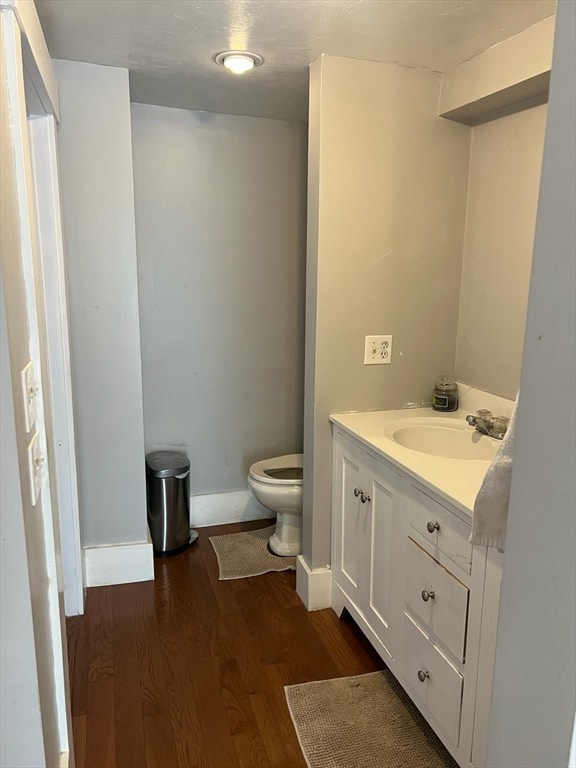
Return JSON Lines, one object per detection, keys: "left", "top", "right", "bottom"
{"left": 492, "top": 416, "right": 510, "bottom": 437}
{"left": 476, "top": 409, "right": 493, "bottom": 424}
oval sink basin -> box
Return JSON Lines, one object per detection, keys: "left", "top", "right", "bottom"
{"left": 386, "top": 421, "right": 497, "bottom": 460}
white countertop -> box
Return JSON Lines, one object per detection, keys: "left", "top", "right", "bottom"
{"left": 329, "top": 407, "right": 499, "bottom": 518}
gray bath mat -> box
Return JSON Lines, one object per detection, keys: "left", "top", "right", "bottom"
{"left": 285, "top": 670, "right": 458, "bottom": 768}
{"left": 209, "top": 525, "right": 297, "bottom": 580}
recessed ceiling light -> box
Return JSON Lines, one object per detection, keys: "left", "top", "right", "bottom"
{"left": 214, "top": 50, "right": 264, "bottom": 75}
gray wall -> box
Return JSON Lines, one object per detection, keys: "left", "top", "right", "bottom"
{"left": 0, "top": 60, "right": 45, "bottom": 761}
{"left": 456, "top": 104, "right": 547, "bottom": 399}
{"left": 487, "top": 1, "right": 576, "bottom": 764}
{"left": 55, "top": 61, "right": 148, "bottom": 546}
{"left": 130, "top": 104, "right": 307, "bottom": 494}
{"left": 0, "top": 282, "right": 45, "bottom": 768}
{"left": 1, "top": 23, "right": 67, "bottom": 762}
{"left": 304, "top": 55, "right": 471, "bottom": 569}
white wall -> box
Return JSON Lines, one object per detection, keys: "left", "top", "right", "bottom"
{"left": 0, "top": 221, "right": 45, "bottom": 768}
{"left": 487, "top": 1, "right": 576, "bottom": 764}
{"left": 131, "top": 104, "right": 307, "bottom": 494}
{"left": 304, "top": 55, "right": 471, "bottom": 569}
{"left": 55, "top": 61, "right": 148, "bottom": 546}
{"left": 1, "top": 8, "right": 69, "bottom": 762}
{"left": 456, "top": 104, "right": 547, "bottom": 398}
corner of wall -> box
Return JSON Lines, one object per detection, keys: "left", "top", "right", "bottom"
{"left": 296, "top": 555, "right": 332, "bottom": 611}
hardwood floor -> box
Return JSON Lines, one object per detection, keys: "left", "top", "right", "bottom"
{"left": 67, "top": 520, "right": 384, "bottom": 767}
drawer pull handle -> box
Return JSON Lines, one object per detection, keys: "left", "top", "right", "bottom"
{"left": 421, "top": 589, "right": 435, "bottom": 602}
{"left": 354, "top": 487, "right": 361, "bottom": 497}
{"left": 417, "top": 669, "right": 430, "bottom": 683}
{"left": 426, "top": 521, "right": 440, "bottom": 533}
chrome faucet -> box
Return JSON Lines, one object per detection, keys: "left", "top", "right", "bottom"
{"left": 466, "top": 410, "right": 510, "bottom": 440}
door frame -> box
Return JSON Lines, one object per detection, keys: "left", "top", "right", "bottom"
{"left": 29, "top": 114, "right": 84, "bottom": 616}
{"left": 1, "top": 0, "right": 76, "bottom": 764}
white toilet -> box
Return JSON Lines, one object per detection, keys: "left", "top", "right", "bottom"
{"left": 247, "top": 453, "right": 303, "bottom": 556}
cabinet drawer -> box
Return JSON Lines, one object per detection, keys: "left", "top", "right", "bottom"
{"left": 405, "top": 538, "right": 469, "bottom": 662}
{"left": 409, "top": 486, "right": 472, "bottom": 574}
{"left": 403, "top": 613, "right": 463, "bottom": 747}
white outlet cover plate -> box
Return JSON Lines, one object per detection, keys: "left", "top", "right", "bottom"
{"left": 364, "top": 335, "right": 393, "bottom": 365}
{"left": 20, "top": 360, "right": 37, "bottom": 433}
{"left": 27, "top": 431, "right": 42, "bottom": 506}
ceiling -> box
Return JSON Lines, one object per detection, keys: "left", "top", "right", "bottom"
{"left": 35, "top": 0, "right": 556, "bottom": 122}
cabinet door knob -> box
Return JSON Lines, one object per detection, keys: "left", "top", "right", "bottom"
{"left": 426, "top": 521, "right": 440, "bottom": 533}
{"left": 354, "top": 487, "right": 361, "bottom": 497}
{"left": 421, "top": 589, "right": 435, "bottom": 602}
{"left": 417, "top": 669, "right": 430, "bottom": 682}
{"left": 360, "top": 492, "right": 371, "bottom": 504}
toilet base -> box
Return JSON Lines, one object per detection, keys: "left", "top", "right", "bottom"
{"left": 269, "top": 511, "right": 302, "bottom": 557}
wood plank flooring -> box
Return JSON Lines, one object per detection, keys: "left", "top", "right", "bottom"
{"left": 67, "top": 520, "right": 384, "bottom": 768}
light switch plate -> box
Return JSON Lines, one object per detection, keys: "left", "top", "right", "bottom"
{"left": 27, "top": 431, "right": 43, "bottom": 506}
{"left": 21, "top": 361, "right": 38, "bottom": 433}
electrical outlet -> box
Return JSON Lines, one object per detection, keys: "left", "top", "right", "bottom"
{"left": 364, "top": 335, "right": 393, "bottom": 365}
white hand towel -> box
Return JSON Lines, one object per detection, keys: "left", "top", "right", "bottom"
{"left": 470, "top": 397, "right": 518, "bottom": 552}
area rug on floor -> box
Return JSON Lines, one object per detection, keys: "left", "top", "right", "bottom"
{"left": 285, "top": 670, "right": 459, "bottom": 768}
{"left": 209, "top": 525, "right": 297, "bottom": 580}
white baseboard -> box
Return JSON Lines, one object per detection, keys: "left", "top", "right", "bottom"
{"left": 296, "top": 555, "right": 332, "bottom": 611}
{"left": 190, "top": 490, "right": 271, "bottom": 528}
{"left": 83, "top": 541, "right": 154, "bottom": 587}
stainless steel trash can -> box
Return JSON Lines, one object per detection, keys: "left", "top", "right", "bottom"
{"left": 146, "top": 451, "right": 197, "bottom": 556}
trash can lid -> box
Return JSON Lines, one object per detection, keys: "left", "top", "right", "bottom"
{"left": 146, "top": 450, "right": 190, "bottom": 478}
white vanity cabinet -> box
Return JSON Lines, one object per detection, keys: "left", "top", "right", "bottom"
{"left": 330, "top": 425, "right": 503, "bottom": 768}
{"left": 331, "top": 429, "right": 406, "bottom": 665}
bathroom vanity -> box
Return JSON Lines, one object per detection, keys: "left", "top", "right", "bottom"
{"left": 329, "top": 404, "right": 507, "bottom": 768}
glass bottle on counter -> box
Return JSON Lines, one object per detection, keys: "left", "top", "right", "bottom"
{"left": 432, "top": 375, "right": 459, "bottom": 412}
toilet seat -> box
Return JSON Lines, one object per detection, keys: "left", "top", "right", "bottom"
{"left": 249, "top": 453, "right": 303, "bottom": 485}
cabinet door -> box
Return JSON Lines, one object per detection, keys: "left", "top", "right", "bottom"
{"left": 332, "top": 437, "right": 366, "bottom": 608}
{"left": 364, "top": 457, "right": 403, "bottom": 659}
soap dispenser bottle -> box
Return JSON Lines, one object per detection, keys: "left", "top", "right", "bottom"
{"left": 432, "top": 375, "right": 459, "bottom": 412}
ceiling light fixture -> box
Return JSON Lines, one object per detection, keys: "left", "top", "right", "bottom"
{"left": 214, "top": 50, "right": 263, "bottom": 75}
